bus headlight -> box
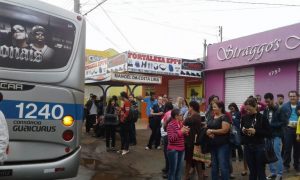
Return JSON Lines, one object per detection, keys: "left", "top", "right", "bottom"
{"left": 62, "top": 115, "right": 74, "bottom": 126}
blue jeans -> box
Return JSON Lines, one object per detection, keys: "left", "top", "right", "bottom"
{"left": 211, "top": 144, "right": 230, "bottom": 180}
{"left": 283, "top": 127, "right": 300, "bottom": 170}
{"left": 244, "top": 144, "right": 266, "bottom": 180}
{"left": 269, "top": 137, "right": 283, "bottom": 175}
{"left": 167, "top": 149, "right": 184, "bottom": 180}
{"left": 162, "top": 136, "right": 169, "bottom": 172}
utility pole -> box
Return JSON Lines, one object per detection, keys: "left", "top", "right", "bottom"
{"left": 203, "top": 39, "right": 207, "bottom": 61}
{"left": 74, "top": 0, "right": 80, "bottom": 14}
{"left": 219, "top": 26, "right": 223, "bottom": 42}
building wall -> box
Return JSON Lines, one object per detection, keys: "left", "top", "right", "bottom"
{"left": 205, "top": 70, "right": 225, "bottom": 102}
{"left": 255, "top": 60, "right": 298, "bottom": 100}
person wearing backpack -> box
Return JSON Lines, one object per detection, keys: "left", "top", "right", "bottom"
{"left": 129, "top": 94, "right": 139, "bottom": 146}
{"left": 119, "top": 92, "right": 131, "bottom": 156}
{"left": 263, "top": 93, "right": 285, "bottom": 180}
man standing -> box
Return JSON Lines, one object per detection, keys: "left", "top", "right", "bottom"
{"left": 0, "top": 92, "right": 9, "bottom": 165}
{"left": 85, "top": 95, "right": 99, "bottom": 133}
{"left": 119, "top": 92, "right": 131, "bottom": 155}
{"left": 264, "top": 93, "right": 285, "bottom": 180}
{"left": 276, "top": 94, "right": 284, "bottom": 108}
{"left": 281, "top": 91, "right": 300, "bottom": 173}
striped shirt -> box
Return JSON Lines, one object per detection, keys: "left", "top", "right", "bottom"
{"left": 167, "top": 120, "right": 185, "bottom": 151}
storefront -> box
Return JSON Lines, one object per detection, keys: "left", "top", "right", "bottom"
{"left": 205, "top": 22, "right": 300, "bottom": 109}
{"left": 85, "top": 51, "right": 204, "bottom": 119}
{"left": 127, "top": 51, "right": 204, "bottom": 103}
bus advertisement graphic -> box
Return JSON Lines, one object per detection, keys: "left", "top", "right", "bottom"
{"left": 0, "top": 2, "right": 75, "bottom": 69}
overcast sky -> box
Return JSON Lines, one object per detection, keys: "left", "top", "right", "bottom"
{"left": 42, "top": 0, "right": 300, "bottom": 59}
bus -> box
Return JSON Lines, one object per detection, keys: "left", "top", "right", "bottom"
{"left": 0, "top": 0, "right": 85, "bottom": 179}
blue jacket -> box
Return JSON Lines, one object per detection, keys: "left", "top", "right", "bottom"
{"left": 280, "top": 101, "right": 300, "bottom": 126}
{"left": 231, "top": 111, "right": 241, "bottom": 129}
{"left": 263, "top": 105, "right": 285, "bottom": 138}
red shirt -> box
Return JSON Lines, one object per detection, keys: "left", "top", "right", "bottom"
{"left": 120, "top": 100, "right": 131, "bottom": 123}
{"left": 167, "top": 120, "right": 185, "bottom": 151}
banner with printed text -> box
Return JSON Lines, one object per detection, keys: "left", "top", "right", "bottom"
{"left": 111, "top": 72, "right": 162, "bottom": 84}
{"left": 126, "top": 51, "right": 182, "bottom": 76}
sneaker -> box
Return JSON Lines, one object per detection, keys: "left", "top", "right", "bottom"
{"left": 156, "top": 146, "right": 161, "bottom": 150}
{"left": 241, "top": 171, "right": 247, "bottom": 176}
{"left": 145, "top": 146, "right": 150, "bottom": 150}
{"left": 122, "top": 150, "right": 129, "bottom": 155}
{"left": 117, "top": 150, "right": 122, "bottom": 154}
{"left": 162, "top": 173, "right": 168, "bottom": 179}
{"left": 266, "top": 174, "right": 276, "bottom": 180}
{"left": 230, "top": 174, "right": 235, "bottom": 179}
{"left": 275, "top": 175, "right": 282, "bottom": 180}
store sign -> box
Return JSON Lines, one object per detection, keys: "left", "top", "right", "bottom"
{"left": 207, "top": 23, "right": 300, "bottom": 70}
{"left": 85, "top": 59, "right": 108, "bottom": 80}
{"left": 217, "top": 39, "right": 281, "bottom": 61}
{"left": 127, "top": 51, "right": 182, "bottom": 76}
{"left": 181, "top": 59, "right": 204, "bottom": 77}
{"left": 107, "top": 53, "right": 127, "bottom": 73}
{"left": 111, "top": 72, "right": 162, "bottom": 84}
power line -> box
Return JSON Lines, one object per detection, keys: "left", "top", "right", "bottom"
{"left": 83, "top": 0, "right": 108, "bottom": 16}
{"left": 105, "top": 10, "right": 217, "bottom": 37}
{"left": 199, "top": 0, "right": 300, "bottom": 7}
{"left": 86, "top": 17, "right": 122, "bottom": 50}
{"left": 100, "top": 6, "right": 136, "bottom": 51}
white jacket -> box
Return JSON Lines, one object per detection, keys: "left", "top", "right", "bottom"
{"left": 0, "top": 111, "right": 8, "bottom": 162}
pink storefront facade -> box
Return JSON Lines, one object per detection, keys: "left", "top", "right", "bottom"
{"left": 205, "top": 22, "right": 300, "bottom": 108}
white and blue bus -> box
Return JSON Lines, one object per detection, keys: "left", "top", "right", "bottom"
{"left": 0, "top": 0, "right": 85, "bottom": 179}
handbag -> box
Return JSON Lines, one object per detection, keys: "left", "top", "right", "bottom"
{"left": 192, "top": 135, "right": 211, "bottom": 164}
{"left": 229, "top": 125, "right": 241, "bottom": 146}
{"left": 264, "top": 138, "right": 278, "bottom": 164}
{"left": 103, "top": 113, "right": 119, "bottom": 126}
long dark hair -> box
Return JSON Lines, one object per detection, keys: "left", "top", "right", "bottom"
{"left": 228, "top": 102, "right": 239, "bottom": 112}
{"left": 106, "top": 98, "right": 116, "bottom": 114}
{"left": 171, "top": 109, "right": 180, "bottom": 119}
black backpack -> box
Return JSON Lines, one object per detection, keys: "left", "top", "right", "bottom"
{"left": 128, "top": 104, "right": 139, "bottom": 123}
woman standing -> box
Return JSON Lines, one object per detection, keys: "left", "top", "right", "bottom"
{"left": 228, "top": 103, "right": 243, "bottom": 161}
{"left": 104, "top": 98, "right": 118, "bottom": 152}
{"left": 241, "top": 97, "right": 271, "bottom": 180}
{"left": 206, "top": 101, "right": 231, "bottom": 180}
{"left": 167, "top": 109, "right": 190, "bottom": 180}
{"left": 184, "top": 101, "right": 205, "bottom": 180}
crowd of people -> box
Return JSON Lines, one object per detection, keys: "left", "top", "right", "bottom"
{"left": 84, "top": 90, "right": 300, "bottom": 180}
{"left": 84, "top": 92, "right": 139, "bottom": 156}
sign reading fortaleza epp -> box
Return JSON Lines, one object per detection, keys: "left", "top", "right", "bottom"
{"left": 111, "top": 72, "right": 162, "bottom": 84}
{"left": 126, "top": 51, "right": 182, "bottom": 76}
